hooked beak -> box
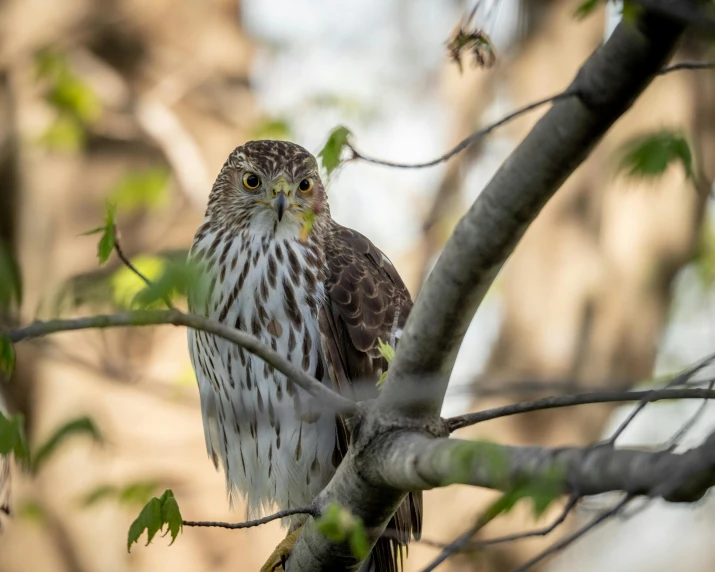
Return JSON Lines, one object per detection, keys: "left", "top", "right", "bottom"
{"left": 273, "top": 191, "right": 288, "bottom": 222}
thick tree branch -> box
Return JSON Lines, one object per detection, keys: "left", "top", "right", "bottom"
{"left": 446, "top": 388, "right": 715, "bottom": 431}
{"left": 377, "top": 432, "right": 715, "bottom": 503}
{"left": 378, "top": 10, "right": 686, "bottom": 419}
{"left": 286, "top": 7, "right": 691, "bottom": 571}
{"left": 6, "top": 310, "right": 356, "bottom": 415}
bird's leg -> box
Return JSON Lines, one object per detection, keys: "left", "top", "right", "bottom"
{"left": 259, "top": 524, "right": 303, "bottom": 572}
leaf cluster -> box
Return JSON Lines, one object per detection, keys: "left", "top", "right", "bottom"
{"left": 127, "top": 489, "right": 183, "bottom": 552}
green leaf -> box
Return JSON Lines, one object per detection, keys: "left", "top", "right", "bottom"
{"left": 574, "top": 0, "right": 602, "bottom": 19}
{"left": 32, "top": 416, "right": 102, "bottom": 472}
{"left": 40, "top": 115, "right": 86, "bottom": 151}
{"left": 127, "top": 489, "right": 183, "bottom": 551}
{"left": 128, "top": 497, "right": 163, "bottom": 551}
{"left": 17, "top": 500, "right": 46, "bottom": 524}
{"left": 318, "top": 126, "right": 352, "bottom": 177}
{"left": 617, "top": 129, "right": 693, "bottom": 181}
{"left": 443, "top": 441, "right": 508, "bottom": 487}
{"left": 81, "top": 481, "right": 158, "bottom": 508}
{"left": 0, "top": 241, "right": 22, "bottom": 312}
{"left": 87, "top": 203, "right": 116, "bottom": 266}
{"left": 133, "top": 259, "right": 210, "bottom": 309}
{"left": 0, "top": 411, "right": 29, "bottom": 463}
{"left": 315, "top": 502, "right": 369, "bottom": 560}
{"left": 376, "top": 338, "right": 394, "bottom": 364}
{"left": 348, "top": 519, "right": 369, "bottom": 560}
{"left": 160, "top": 489, "right": 183, "bottom": 545}
{"left": 621, "top": 1, "right": 644, "bottom": 25}
{"left": 81, "top": 485, "right": 118, "bottom": 507}
{"left": 315, "top": 502, "right": 348, "bottom": 543}
{"left": 0, "top": 334, "right": 15, "bottom": 381}
{"left": 110, "top": 255, "right": 168, "bottom": 309}
{"left": 110, "top": 169, "right": 170, "bottom": 212}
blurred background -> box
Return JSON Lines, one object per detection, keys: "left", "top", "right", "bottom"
{"left": 1, "top": 0, "right": 714, "bottom": 570}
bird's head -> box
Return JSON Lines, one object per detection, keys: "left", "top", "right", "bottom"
{"left": 207, "top": 140, "right": 328, "bottom": 237}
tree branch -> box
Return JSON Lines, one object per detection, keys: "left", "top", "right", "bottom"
{"left": 377, "top": 9, "right": 686, "bottom": 419}
{"left": 606, "top": 353, "right": 715, "bottom": 445}
{"left": 6, "top": 310, "right": 356, "bottom": 415}
{"left": 446, "top": 388, "right": 715, "bottom": 432}
{"left": 183, "top": 506, "right": 316, "bottom": 530}
{"left": 286, "top": 7, "right": 690, "bottom": 570}
{"left": 511, "top": 495, "right": 633, "bottom": 572}
{"left": 347, "top": 61, "right": 713, "bottom": 171}
{"left": 376, "top": 432, "right": 715, "bottom": 503}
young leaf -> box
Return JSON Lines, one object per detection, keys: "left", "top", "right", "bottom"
{"left": 159, "top": 489, "right": 183, "bottom": 545}
{"left": 376, "top": 338, "right": 395, "bottom": 364}
{"left": 319, "top": 126, "right": 352, "bottom": 177}
{"left": 617, "top": 129, "right": 693, "bottom": 181}
{"left": 132, "top": 259, "right": 210, "bottom": 309}
{"left": 110, "top": 255, "right": 168, "bottom": 309}
{"left": 86, "top": 203, "right": 117, "bottom": 266}
{"left": 32, "top": 416, "right": 102, "bottom": 472}
{"left": 0, "top": 412, "right": 29, "bottom": 463}
{"left": 0, "top": 335, "right": 15, "bottom": 381}
{"left": 81, "top": 481, "right": 158, "bottom": 508}
{"left": 315, "top": 502, "right": 349, "bottom": 543}
{"left": 110, "top": 168, "right": 170, "bottom": 212}
{"left": 81, "top": 485, "right": 117, "bottom": 507}
{"left": 127, "top": 497, "right": 163, "bottom": 551}
{"left": 127, "top": 489, "right": 183, "bottom": 551}
{"left": 348, "top": 519, "right": 369, "bottom": 560}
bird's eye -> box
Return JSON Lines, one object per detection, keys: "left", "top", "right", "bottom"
{"left": 298, "top": 178, "right": 313, "bottom": 193}
{"left": 242, "top": 172, "right": 261, "bottom": 190}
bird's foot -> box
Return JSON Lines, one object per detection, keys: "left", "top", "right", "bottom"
{"left": 259, "top": 525, "right": 303, "bottom": 572}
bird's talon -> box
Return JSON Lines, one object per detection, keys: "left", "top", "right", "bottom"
{"left": 259, "top": 525, "right": 303, "bottom": 572}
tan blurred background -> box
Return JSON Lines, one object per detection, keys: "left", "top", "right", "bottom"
{"left": 1, "top": 0, "right": 714, "bottom": 571}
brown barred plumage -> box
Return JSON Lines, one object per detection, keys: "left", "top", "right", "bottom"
{"left": 187, "top": 140, "right": 421, "bottom": 571}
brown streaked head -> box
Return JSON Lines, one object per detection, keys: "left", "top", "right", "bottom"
{"left": 206, "top": 140, "right": 328, "bottom": 232}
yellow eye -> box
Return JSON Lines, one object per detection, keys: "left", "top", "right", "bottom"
{"left": 242, "top": 172, "right": 261, "bottom": 190}
{"left": 298, "top": 178, "right": 313, "bottom": 193}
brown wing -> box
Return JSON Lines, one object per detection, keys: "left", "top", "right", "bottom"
{"left": 318, "top": 221, "right": 422, "bottom": 572}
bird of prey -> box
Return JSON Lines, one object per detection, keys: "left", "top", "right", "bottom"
{"left": 187, "top": 140, "right": 421, "bottom": 571}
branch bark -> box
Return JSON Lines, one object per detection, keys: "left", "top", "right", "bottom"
{"left": 379, "top": 8, "right": 686, "bottom": 419}
{"left": 286, "top": 6, "right": 692, "bottom": 571}
{"left": 6, "top": 310, "right": 355, "bottom": 415}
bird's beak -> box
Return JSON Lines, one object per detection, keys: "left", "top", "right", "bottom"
{"left": 273, "top": 191, "right": 287, "bottom": 222}
{"left": 271, "top": 177, "right": 291, "bottom": 222}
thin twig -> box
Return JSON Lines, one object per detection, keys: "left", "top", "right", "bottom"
{"left": 420, "top": 495, "right": 512, "bottom": 572}
{"left": 394, "top": 495, "right": 578, "bottom": 552}
{"left": 446, "top": 387, "right": 715, "bottom": 432}
{"left": 349, "top": 90, "right": 578, "bottom": 169}
{"left": 659, "top": 61, "right": 715, "bottom": 74}
{"left": 665, "top": 377, "right": 715, "bottom": 451}
{"left": 5, "top": 310, "right": 357, "bottom": 415}
{"left": 112, "top": 235, "right": 175, "bottom": 310}
{"left": 348, "top": 60, "right": 714, "bottom": 170}
{"left": 607, "top": 354, "right": 715, "bottom": 445}
{"left": 510, "top": 495, "right": 633, "bottom": 572}
{"left": 183, "top": 506, "right": 316, "bottom": 530}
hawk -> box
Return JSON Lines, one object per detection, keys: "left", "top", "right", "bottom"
{"left": 187, "top": 140, "right": 421, "bottom": 571}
